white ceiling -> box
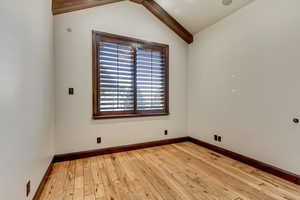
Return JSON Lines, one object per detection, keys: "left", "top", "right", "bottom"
{"left": 154, "top": 0, "right": 254, "bottom": 34}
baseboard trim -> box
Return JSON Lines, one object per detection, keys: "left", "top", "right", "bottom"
{"left": 46, "top": 136, "right": 299, "bottom": 186}
{"left": 187, "top": 137, "right": 300, "bottom": 185}
{"left": 32, "top": 158, "right": 54, "bottom": 200}
{"left": 53, "top": 137, "right": 189, "bottom": 162}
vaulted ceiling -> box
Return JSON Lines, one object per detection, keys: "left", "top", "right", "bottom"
{"left": 52, "top": 0, "right": 254, "bottom": 43}
{"left": 155, "top": 0, "right": 254, "bottom": 34}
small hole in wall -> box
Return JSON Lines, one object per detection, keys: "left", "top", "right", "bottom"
{"left": 67, "top": 28, "right": 72, "bottom": 32}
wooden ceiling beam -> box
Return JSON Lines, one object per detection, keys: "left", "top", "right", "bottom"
{"left": 52, "top": 0, "right": 193, "bottom": 43}
{"left": 131, "top": 0, "right": 193, "bottom": 44}
{"left": 52, "top": 0, "right": 124, "bottom": 15}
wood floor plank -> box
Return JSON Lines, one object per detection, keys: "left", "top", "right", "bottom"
{"left": 133, "top": 150, "right": 198, "bottom": 200}
{"left": 90, "top": 157, "right": 105, "bottom": 200}
{"left": 38, "top": 142, "right": 300, "bottom": 200}
{"left": 104, "top": 154, "right": 132, "bottom": 200}
{"left": 127, "top": 151, "right": 185, "bottom": 200}
{"left": 155, "top": 145, "right": 244, "bottom": 199}
{"left": 136, "top": 148, "right": 210, "bottom": 200}
{"left": 64, "top": 160, "right": 76, "bottom": 200}
{"left": 50, "top": 162, "right": 69, "bottom": 200}
{"left": 186, "top": 142, "right": 300, "bottom": 194}
{"left": 139, "top": 146, "right": 243, "bottom": 200}
{"left": 74, "top": 159, "right": 84, "bottom": 200}
{"left": 41, "top": 162, "right": 65, "bottom": 200}
{"left": 97, "top": 155, "right": 120, "bottom": 200}
{"left": 83, "top": 158, "right": 96, "bottom": 200}
{"left": 175, "top": 142, "right": 300, "bottom": 200}
{"left": 168, "top": 144, "right": 278, "bottom": 200}
{"left": 117, "top": 152, "right": 164, "bottom": 200}
{"left": 184, "top": 142, "right": 300, "bottom": 195}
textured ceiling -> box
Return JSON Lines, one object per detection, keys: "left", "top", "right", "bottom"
{"left": 154, "top": 0, "right": 254, "bottom": 34}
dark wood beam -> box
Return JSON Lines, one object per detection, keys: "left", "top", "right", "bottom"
{"left": 132, "top": 0, "right": 193, "bottom": 44}
{"left": 52, "top": 0, "right": 124, "bottom": 15}
{"left": 52, "top": 0, "right": 193, "bottom": 43}
{"left": 129, "top": 0, "right": 145, "bottom": 3}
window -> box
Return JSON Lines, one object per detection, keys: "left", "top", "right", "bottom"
{"left": 92, "top": 31, "right": 169, "bottom": 119}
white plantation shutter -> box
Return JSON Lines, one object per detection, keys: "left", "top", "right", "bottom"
{"left": 136, "top": 48, "right": 166, "bottom": 111}
{"left": 93, "top": 32, "right": 169, "bottom": 119}
{"left": 98, "top": 41, "right": 135, "bottom": 113}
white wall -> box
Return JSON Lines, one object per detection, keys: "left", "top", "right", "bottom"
{"left": 54, "top": 1, "right": 188, "bottom": 154}
{"left": 188, "top": 0, "right": 300, "bottom": 175}
{"left": 0, "top": 0, "right": 55, "bottom": 199}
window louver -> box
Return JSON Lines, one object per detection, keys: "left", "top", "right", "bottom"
{"left": 98, "top": 41, "right": 135, "bottom": 113}
{"left": 136, "top": 49, "right": 166, "bottom": 111}
{"left": 93, "top": 31, "right": 169, "bottom": 119}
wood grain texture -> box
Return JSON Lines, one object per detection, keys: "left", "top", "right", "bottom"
{"left": 51, "top": 136, "right": 300, "bottom": 186}
{"left": 188, "top": 137, "right": 300, "bottom": 185}
{"left": 38, "top": 142, "right": 300, "bottom": 200}
{"left": 52, "top": 0, "right": 123, "bottom": 15}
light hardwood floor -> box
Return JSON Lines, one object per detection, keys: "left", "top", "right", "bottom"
{"left": 39, "top": 142, "right": 300, "bottom": 200}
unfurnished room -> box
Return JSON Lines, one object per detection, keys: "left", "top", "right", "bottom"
{"left": 1, "top": 0, "right": 300, "bottom": 199}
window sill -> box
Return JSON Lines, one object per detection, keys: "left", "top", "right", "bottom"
{"left": 93, "top": 112, "right": 170, "bottom": 120}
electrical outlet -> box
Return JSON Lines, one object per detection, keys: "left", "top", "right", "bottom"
{"left": 68, "top": 88, "right": 74, "bottom": 95}
{"left": 164, "top": 130, "right": 168, "bottom": 135}
{"left": 218, "top": 136, "right": 222, "bottom": 142}
{"left": 97, "top": 137, "right": 101, "bottom": 144}
{"left": 214, "top": 135, "right": 218, "bottom": 141}
{"left": 26, "top": 180, "right": 30, "bottom": 197}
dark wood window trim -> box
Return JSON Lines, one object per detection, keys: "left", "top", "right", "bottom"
{"left": 92, "top": 31, "right": 169, "bottom": 119}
